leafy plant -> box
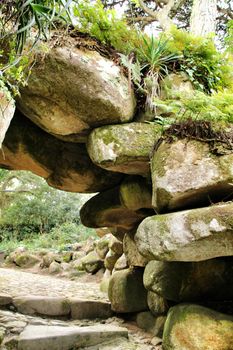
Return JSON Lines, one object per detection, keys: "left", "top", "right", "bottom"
{"left": 153, "top": 89, "right": 233, "bottom": 125}
{"left": 73, "top": 0, "right": 139, "bottom": 54}
{"left": 166, "top": 27, "right": 233, "bottom": 93}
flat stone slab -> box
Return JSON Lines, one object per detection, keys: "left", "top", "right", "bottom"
{"left": 87, "top": 123, "right": 161, "bottom": 175}
{"left": 13, "top": 296, "right": 70, "bottom": 316}
{"left": 70, "top": 299, "right": 112, "bottom": 319}
{"left": 135, "top": 202, "right": 233, "bottom": 261}
{"left": 18, "top": 324, "right": 128, "bottom": 350}
{"left": 151, "top": 139, "right": 233, "bottom": 212}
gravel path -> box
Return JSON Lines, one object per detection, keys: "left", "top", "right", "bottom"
{"left": 0, "top": 268, "right": 107, "bottom": 301}
{"left": 0, "top": 268, "right": 160, "bottom": 349}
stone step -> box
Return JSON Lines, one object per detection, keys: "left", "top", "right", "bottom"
{"left": 18, "top": 324, "right": 128, "bottom": 350}
{"left": 11, "top": 296, "right": 112, "bottom": 320}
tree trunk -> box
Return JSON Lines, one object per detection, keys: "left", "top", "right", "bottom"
{"left": 190, "top": 0, "right": 217, "bottom": 36}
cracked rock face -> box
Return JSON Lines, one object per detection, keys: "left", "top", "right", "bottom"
{"left": 151, "top": 139, "right": 233, "bottom": 212}
{"left": 135, "top": 202, "right": 233, "bottom": 261}
{"left": 17, "top": 42, "right": 136, "bottom": 142}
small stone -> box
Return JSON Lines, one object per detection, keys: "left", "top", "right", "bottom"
{"left": 48, "top": 261, "right": 62, "bottom": 274}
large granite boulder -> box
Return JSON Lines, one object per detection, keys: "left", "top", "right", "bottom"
{"left": 0, "top": 112, "right": 122, "bottom": 192}
{"left": 87, "top": 123, "right": 161, "bottom": 175}
{"left": 0, "top": 87, "right": 15, "bottom": 148}
{"left": 17, "top": 37, "right": 135, "bottom": 142}
{"left": 135, "top": 202, "right": 233, "bottom": 261}
{"left": 151, "top": 139, "right": 233, "bottom": 212}
{"left": 108, "top": 268, "right": 148, "bottom": 313}
{"left": 144, "top": 258, "right": 233, "bottom": 302}
{"left": 80, "top": 178, "right": 154, "bottom": 230}
{"left": 163, "top": 304, "right": 233, "bottom": 350}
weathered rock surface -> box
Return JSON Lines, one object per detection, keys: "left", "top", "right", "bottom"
{"left": 14, "top": 253, "right": 40, "bottom": 268}
{"left": 95, "top": 235, "right": 111, "bottom": 260}
{"left": 0, "top": 113, "right": 122, "bottom": 193}
{"left": 108, "top": 268, "right": 148, "bottom": 313}
{"left": 87, "top": 123, "right": 161, "bottom": 175}
{"left": 18, "top": 40, "right": 135, "bottom": 141}
{"left": 114, "top": 254, "right": 128, "bottom": 271}
{"left": 147, "top": 292, "right": 168, "bottom": 316}
{"left": 104, "top": 250, "right": 120, "bottom": 271}
{"left": 18, "top": 324, "right": 128, "bottom": 350}
{"left": 0, "top": 87, "right": 15, "bottom": 148}
{"left": 123, "top": 232, "right": 148, "bottom": 267}
{"left": 144, "top": 258, "right": 233, "bottom": 302}
{"left": 81, "top": 251, "right": 104, "bottom": 274}
{"left": 109, "top": 236, "right": 123, "bottom": 256}
{"left": 119, "top": 176, "right": 153, "bottom": 211}
{"left": 151, "top": 139, "right": 233, "bottom": 212}
{"left": 163, "top": 304, "right": 233, "bottom": 350}
{"left": 80, "top": 185, "right": 153, "bottom": 231}
{"left": 135, "top": 202, "right": 233, "bottom": 261}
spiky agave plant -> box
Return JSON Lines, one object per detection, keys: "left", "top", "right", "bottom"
{"left": 137, "top": 35, "right": 180, "bottom": 113}
{"left": 1, "top": 0, "right": 73, "bottom": 54}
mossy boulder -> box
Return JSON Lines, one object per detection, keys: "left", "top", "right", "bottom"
{"left": 80, "top": 186, "right": 153, "bottom": 231}
{"left": 135, "top": 202, "right": 233, "bottom": 261}
{"left": 87, "top": 123, "right": 161, "bottom": 175}
{"left": 109, "top": 236, "right": 123, "bottom": 256}
{"left": 114, "top": 254, "right": 128, "bottom": 271}
{"left": 0, "top": 112, "right": 122, "bottom": 193}
{"left": 108, "top": 268, "right": 148, "bottom": 313}
{"left": 18, "top": 41, "right": 135, "bottom": 141}
{"left": 14, "top": 253, "right": 40, "bottom": 268}
{"left": 144, "top": 258, "right": 233, "bottom": 303}
{"left": 151, "top": 139, "right": 233, "bottom": 212}
{"left": 81, "top": 251, "right": 104, "bottom": 274}
{"left": 147, "top": 291, "right": 168, "bottom": 316}
{"left": 163, "top": 304, "right": 233, "bottom": 350}
{"left": 104, "top": 249, "right": 121, "bottom": 271}
{"left": 95, "top": 235, "right": 111, "bottom": 259}
{"left": 123, "top": 232, "right": 148, "bottom": 267}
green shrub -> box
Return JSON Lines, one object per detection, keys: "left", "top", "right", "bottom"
{"left": 153, "top": 89, "right": 233, "bottom": 126}
{"left": 73, "top": 0, "right": 139, "bottom": 54}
